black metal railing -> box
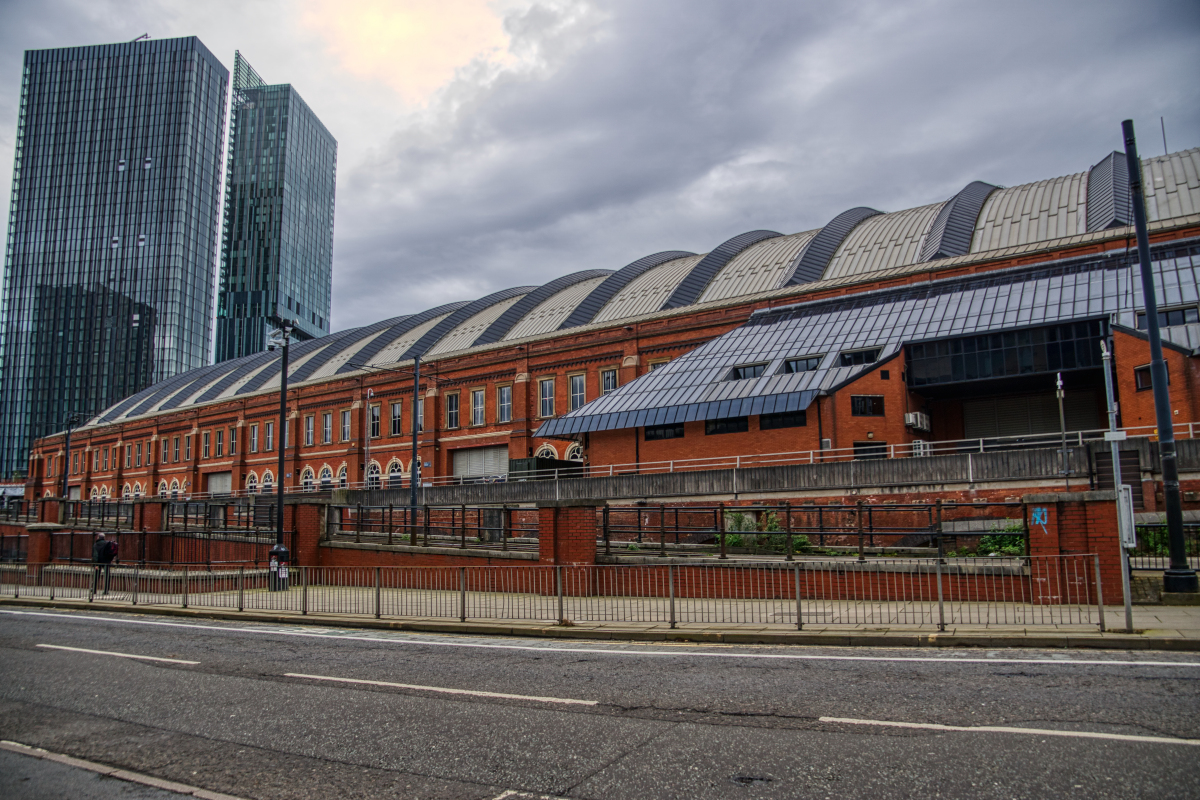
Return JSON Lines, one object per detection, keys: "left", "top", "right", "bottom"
{"left": 48, "top": 529, "right": 294, "bottom": 568}
{"left": 167, "top": 501, "right": 276, "bottom": 531}
{"left": 329, "top": 505, "right": 539, "bottom": 551}
{"left": 0, "top": 499, "right": 39, "bottom": 523}
{"left": 63, "top": 500, "right": 134, "bottom": 528}
{"left": 1130, "top": 523, "right": 1200, "bottom": 570}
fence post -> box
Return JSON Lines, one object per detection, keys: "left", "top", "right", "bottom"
{"left": 935, "top": 554, "right": 945, "bottom": 632}
{"left": 718, "top": 503, "right": 727, "bottom": 560}
{"left": 794, "top": 563, "right": 803, "bottom": 631}
{"left": 784, "top": 502, "right": 793, "bottom": 561}
{"left": 659, "top": 503, "right": 666, "bottom": 557}
{"left": 375, "top": 566, "right": 382, "bottom": 619}
{"left": 603, "top": 507, "right": 611, "bottom": 555}
{"left": 1094, "top": 553, "right": 1106, "bottom": 632}
{"left": 556, "top": 565, "right": 564, "bottom": 624}
{"left": 460, "top": 504, "right": 467, "bottom": 549}
{"left": 301, "top": 567, "right": 308, "bottom": 615}
{"left": 355, "top": 503, "right": 362, "bottom": 543}
{"left": 422, "top": 506, "right": 430, "bottom": 547}
{"left": 238, "top": 567, "right": 244, "bottom": 611}
{"left": 131, "top": 566, "right": 138, "bottom": 605}
{"left": 857, "top": 501, "right": 866, "bottom": 562}
{"left": 48, "top": 565, "right": 55, "bottom": 601}
{"left": 387, "top": 504, "right": 394, "bottom": 546}
{"left": 502, "top": 505, "right": 509, "bottom": 552}
{"left": 668, "top": 564, "right": 676, "bottom": 629}
{"left": 182, "top": 566, "right": 188, "bottom": 609}
{"left": 409, "top": 506, "right": 417, "bottom": 547}
{"left": 459, "top": 567, "right": 466, "bottom": 622}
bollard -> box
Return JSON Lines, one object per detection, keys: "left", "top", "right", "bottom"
{"left": 131, "top": 566, "right": 138, "bottom": 605}
{"left": 935, "top": 553, "right": 945, "bottom": 632}
{"left": 238, "top": 567, "right": 244, "bottom": 611}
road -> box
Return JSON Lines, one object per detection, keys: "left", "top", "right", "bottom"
{"left": 1, "top": 608, "right": 1198, "bottom": 799}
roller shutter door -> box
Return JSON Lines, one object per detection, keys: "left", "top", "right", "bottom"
{"left": 206, "top": 471, "right": 233, "bottom": 495}
{"left": 963, "top": 390, "right": 1099, "bottom": 439}
{"left": 452, "top": 446, "right": 509, "bottom": 478}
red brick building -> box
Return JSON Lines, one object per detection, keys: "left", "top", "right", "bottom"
{"left": 27, "top": 147, "right": 1200, "bottom": 500}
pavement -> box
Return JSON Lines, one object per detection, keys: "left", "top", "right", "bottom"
{"left": 2, "top": 594, "right": 1199, "bottom": 650}
{"left": 1, "top": 607, "right": 1199, "bottom": 799}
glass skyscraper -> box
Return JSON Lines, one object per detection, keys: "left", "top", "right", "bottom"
{"left": 0, "top": 36, "right": 228, "bottom": 479}
{"left": 215, "top": 51, "right": 336, "bottom": 361}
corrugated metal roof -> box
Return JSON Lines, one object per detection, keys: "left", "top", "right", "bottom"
{"left": 698, "top": 231, "right": 816, "bottom": 303}
{"left": 824, "top": 203, "right": 944, "bottom": 280}
{"left": 503, "top": 276, "right": 609, "bottom": 341}
{"left": 1144, "top": 147, "right": 1200, "bottom": 222}
{"left": 363, "top": 314, "right": 451, "bottom": 366}
{"left": 660, "top": 230, "right": 782, "bottom": 309}
{"left": 475, "top": 270, "right": 612, "bottom": 346}
{"left": 591, "top": 255, "right": 702, "bottom": 323}
{"left": 970, "top": 172, "right": 1088, "bottom": 252}
{"left": 425, "top": 294, "right": 526, "bottom": 356}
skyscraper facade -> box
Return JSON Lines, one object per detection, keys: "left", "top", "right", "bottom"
{"left": 0, "top": 36, "right": 228, "bottom": 480}
{"left": 215, "top": 51, "right": 336, "bottom": 362}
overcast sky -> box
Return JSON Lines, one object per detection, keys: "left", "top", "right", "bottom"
{"left": 1, "top": 0, "right": 1198, "bottom": 333}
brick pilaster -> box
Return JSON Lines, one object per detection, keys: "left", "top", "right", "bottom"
{"left": 537, "top": 500, "right": 600, "bottom": 565}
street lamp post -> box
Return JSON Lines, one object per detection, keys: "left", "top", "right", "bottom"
{"left": 268, "top": 321, "right": 293, "bottom": 590}
{"left": 1122, "top": 119, "right": 1198, "bottom": 593}
{"left": 411, "top": 354, "right": 421, "bottom": 509}
{"left": 60, "top": 414, "right": 80, "bottom": 500}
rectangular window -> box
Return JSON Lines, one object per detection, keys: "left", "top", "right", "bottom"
{"left": 539, "top": 379, "right": 555, "bottom": 417}
{"left": 851, "top": 395, "right": 885, "bottom": 416}
{"left": 304, "top": 415, "right": 314, "bottom": 446}
{"left": 497, "top": 385, "right": 512, "bottom": 423}
{"left": 782, "top": 356, "right": 822, "bottom": 374}
{"left": 760, "top": 410, "right": 807, "bottom": 430}
{"left": 215, "top": 430, "right": 223, "bottom": 458}
{"left": 601, "top": 369, "right": 618, "bottom": 394}
{"left": 840, "top": 349, "right": 881, "bottom": 367}
{"left": 390, "top": 403, "right": 402, "bottom": 436}
{"left": 93, "top": 451, "right": 100, "bottom": 471}
{"left": 1136, "top": 306, "right": 1199, "bottom": 330}
{"left": 340, "top": 410, "right": 351, "bottom": 441}
{"left": 324, "top": 412, "right": 333, "bottom": 443}
{"left": 854, "top": 441, "right": 888, "bottom": 460}
{"left": 73, "top": 453, "right": 79, "bottom": 474}
{"left": 705, "top": 417, "right": 749, "bottom": 435}
{"left": 645, "top": 423, "right": 684, "bottom": 441}
{"left": 445, "top": 393, "right": 460, "bottom": 429}
{"left": 173, "top": 437, "right": 180, "bottom": 462}
{"left": 184, "top": 437, "right": 192, "bottom": 461}
{"left": 202, "top": 432, "right": 211, "bottom": 458}
{"left": 1134, "top": 364, "right": 1169, "bottom": 391}
{"left": 908, "top": 320, "right": 1104, "bottom": 387}
{"left": 370, "top": 405, "right": 380, "bottom": 438}
{"left": 250, "top": 425, "right": 259, "bottom": 453}
{"left": 727, "top": 363, "right": 767, "bottom": 380}
{"left": 136, "top": 442, "right": 143, "bottom": 467}
{"left": 103, "top": 449, "right": 109, "bottom": 471}
{"left": 649, "top": 360, "right": 668, "bottom": 371}
{"left": 265, "top": 422, "right": 274, "bottom": 451}
{"left": 417, "top": 399, "right": 424, "bottom": 432}
{"left": 568, "top": 374, "right": 586, "bottom": 411}
{"left": 125, "top": 445, "right": 132, "bottom": 468}
{"left": 471, "top": 389, "right": 485, "bottom": 426}
{"left": 229, "top": 428, "right": 236, "bottom": 456}
{"left": 160, "top": 440, "right": 168, "bottom": 464}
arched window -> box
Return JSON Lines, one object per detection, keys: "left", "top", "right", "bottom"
{"left": 366, "top": 462, "right": 381, "bottom": 490}
{"left": 565, "top": 443, "right": 583, "bottom": 462}
{"left": 99, "top": 485, "right": 110, "bottom": 499}
{"left": 170, "top": 479, "right": 180, "bottom": 499}
{"left": 261, "top": 471, "right": 274, "bottom": 492}
{"left": 301, "top": 467, "right": 315, "bottom": 492}
{"left": 246, "top": 472, "right": 259, "bottom": 495}
{"left": 122, "top": 483, "right": 132, "bottom": 498}
{"left": 90, "top": 487, "right": 99, "bottom": 500}
{"left": 159, "top": 481, "right": 169, "bottom": 497}
{"left": 337, "top": 466, "right": 347, "bottom": 489}
{"left": 535, "top": 444, "right": 558, "bottom": 459}
{"left": 319, "top": 466, "right": 333, "bottom": 489}
{"left": 388, "top": 460, "right": 404, "bottom": 489}
{"left": 133, "top": 482, "right": 143, "bottom": 498}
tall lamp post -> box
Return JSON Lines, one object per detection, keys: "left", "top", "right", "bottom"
{"left": 59, "top": 413, "right": 80, "bottom": 500}
{"left": 267, "top": 321, "right": 294, "bottom": 590}
{"left": 1123, "top": 119, "right": 1198, "bottom": 593}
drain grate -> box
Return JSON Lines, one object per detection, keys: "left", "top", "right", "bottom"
{"left": 730, "top": 775, "right": 774, "bottom": 786}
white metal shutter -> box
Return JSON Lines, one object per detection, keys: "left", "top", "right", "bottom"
{"left": 452, "top": 446, "right": 509, "bottom": 477}
{"left": 206, "top": 471, "right": 233, "bottom": 494}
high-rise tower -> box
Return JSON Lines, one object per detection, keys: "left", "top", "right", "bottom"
{"left": 0, "top": 36, "right": 228, "bottom": 480}
{"left": 215, "top": 52, "right": 337, "bottom": 362}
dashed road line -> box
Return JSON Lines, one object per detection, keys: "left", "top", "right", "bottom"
{"left": 36, "top": 643, "right": 199, "bottom": 664}
{"left": 819, "top": 716, "right": 1200, "bottom": 745}
{"left": 285, "top": 672, "right": 597, "bottom": 705}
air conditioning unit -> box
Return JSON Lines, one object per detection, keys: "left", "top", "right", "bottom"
{"left": 911, "top": 439, "right": 929, "bottom": 457}
{"left": 904, "top": 411, "right": 931, "bottom": 432}
{"left": 820, "top": 438, "right": 832, "bottom": 450}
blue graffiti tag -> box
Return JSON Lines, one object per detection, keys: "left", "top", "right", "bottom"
{"left": 1031, "top": 507, "right": 1048, "bottom": 535}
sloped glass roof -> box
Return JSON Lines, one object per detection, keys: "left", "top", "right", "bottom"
{"left": 536, "top": 242, "right": 1200, "bottom": 437}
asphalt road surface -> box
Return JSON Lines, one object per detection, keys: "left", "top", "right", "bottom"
{"left": 1, "top": 608, "right": 1198, "bottom": 799}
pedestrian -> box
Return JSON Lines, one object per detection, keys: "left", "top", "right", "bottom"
{"left": 92, "top": 532, "right": 117, "bottom": 595}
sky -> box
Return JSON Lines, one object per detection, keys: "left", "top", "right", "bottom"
{"left": 1, "top": 0, "right": 1198, "bottom": 334}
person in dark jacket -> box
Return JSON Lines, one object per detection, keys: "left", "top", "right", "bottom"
{"left": 92, "top": 533, "right": 117, "bottom": 594}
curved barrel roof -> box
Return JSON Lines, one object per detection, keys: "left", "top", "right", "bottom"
{"left": 89, "top": 147, "right": 1200, "bottom": 427}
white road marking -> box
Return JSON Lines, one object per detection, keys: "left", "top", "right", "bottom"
{"left": 490, "top": 790, "right": 569, "bottom": 800}
{"left": 0, "top": 739, "right": 248, "bottom": 798}
{"left": 5, "top": 609, "right": 1199, "bottom": 669}
{"left": 284, "top": 672, "right": 597, "bottom": 705}
{"left": 819, "top": 716, "right": 1200, "bottom": 746}
{"left": 36, "top": 643, "right": 199, "bottom": 665}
